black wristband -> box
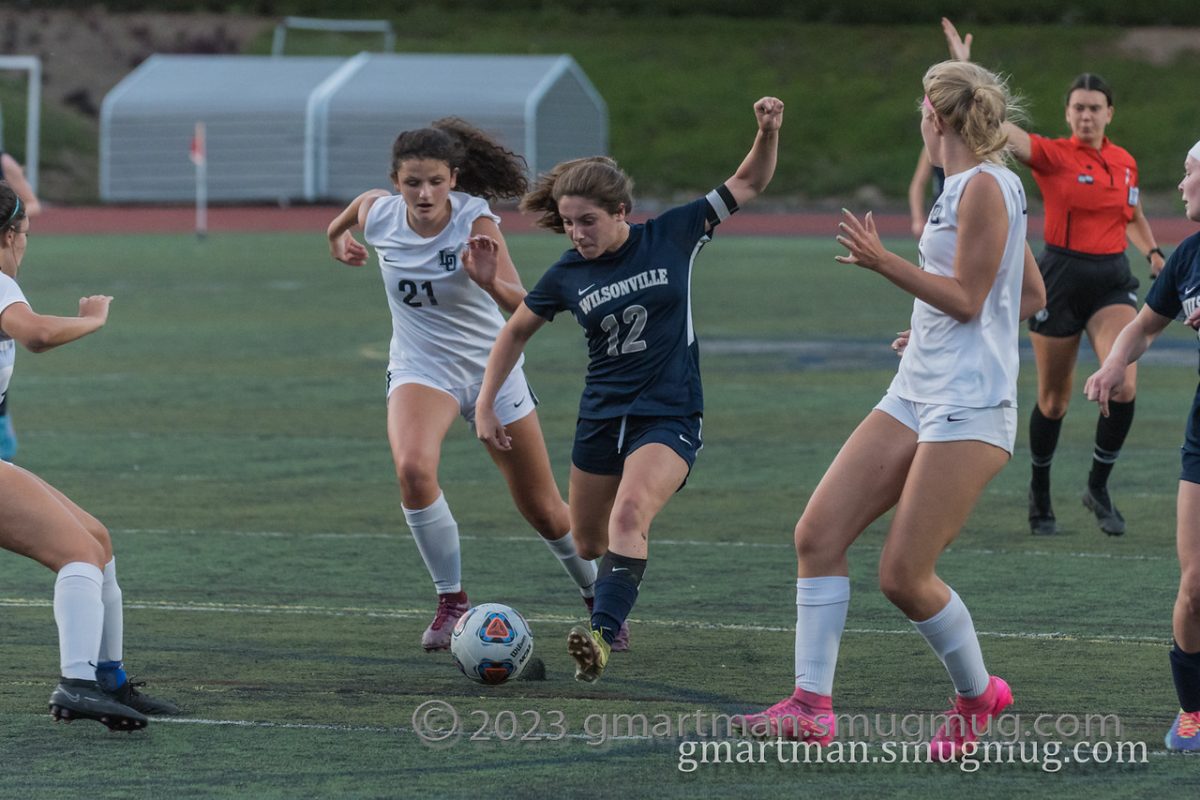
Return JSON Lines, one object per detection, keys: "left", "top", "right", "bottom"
{"left": 1147, "top": 247, "right": 1165, "bottom": 263}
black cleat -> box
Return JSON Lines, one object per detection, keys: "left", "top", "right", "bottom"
{"left": 1082, "top": 485, "right": 1126, "bottom": 536}
{"left": 49, "top": 678, "right": 148, "bottom": 731}
{"left": 103, "top": 678, "right": 181, "bottom": 716}
{"left": 1028, "top": 486, "right": 1058, "bottom": 536}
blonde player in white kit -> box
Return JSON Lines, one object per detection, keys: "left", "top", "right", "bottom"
{"left": 734, "top": 61, "right": 1045, "bottom": 759}
{"left": 326, "top": 119, "right": 615, "bottom": 652}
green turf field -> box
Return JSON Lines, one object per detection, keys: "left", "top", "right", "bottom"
{"left": 0, "top": 230, "right": 1197, "bottom": 796}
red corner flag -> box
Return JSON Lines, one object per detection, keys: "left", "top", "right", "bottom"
{"left": 189, "top": 122, "right": 206, "bottom": 166}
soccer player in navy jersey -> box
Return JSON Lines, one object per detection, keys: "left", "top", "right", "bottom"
{"left": 471, "top": 96, "right": 783, "bottom": 682}
{"left": 1085, "top": 139, "right": 1200, "bottom": 752}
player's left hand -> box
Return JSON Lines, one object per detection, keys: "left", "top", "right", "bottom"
{"left": 1150, "top": 253, "right": 1166, "bottom": 280}
{"left": 891, "top": 329, "right": 910, "bottom": 357}
{"left": 835, "top": 209, "right": 889, "bottom": 271}
{"left": 754, "top": 97, "right": 784, "bottom": 133}
{"left": 475, "top": 403, "right": 511, "bottom": 451}
{"left": 463, "top": 234, "right": 499, "bottom": 290}
{"left": 330, "top": 230, "right": 368, "bottom": 267}
{"left": 1184, "top": 306, "right": 1200, "bottom": 330}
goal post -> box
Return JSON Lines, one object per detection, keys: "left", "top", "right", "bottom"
{"left": 271, "top": 17, "right": 396, "bottom": 56}
{"left": 0, "top": 55, "right": 41, "bottom": 194}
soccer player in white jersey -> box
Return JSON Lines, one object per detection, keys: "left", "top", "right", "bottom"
{"left": 326, "top": 119, "right": 608, "bottom": 652}
{"left": 733, "top": 62, "right": 1046, "bottom": 760}
{"left": 0, "top": 181, "right": 178, "bottom": 730}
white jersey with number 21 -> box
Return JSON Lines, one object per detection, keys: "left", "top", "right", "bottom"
{"left": 364, "top": 191, "right": 522, "bottom": 388}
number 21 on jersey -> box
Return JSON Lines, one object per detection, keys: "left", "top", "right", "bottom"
{"left": 398, "top": 279, "right": 438, "bottom": 308}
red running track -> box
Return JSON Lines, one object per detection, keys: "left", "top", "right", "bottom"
{"left": 28, "top": 204, "right": 1200, "bottom": 244}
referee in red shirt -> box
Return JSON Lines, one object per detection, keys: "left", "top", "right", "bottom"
{"left": 1005, "top": 73, "right": 1166, "bottom": 536}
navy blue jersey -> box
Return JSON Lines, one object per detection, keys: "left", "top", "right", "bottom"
{"left": 525, "top": 195, "right": 729, "bottom": 419}
{"left": 1145, "top": 230, "right": 1200, "bottom": 373}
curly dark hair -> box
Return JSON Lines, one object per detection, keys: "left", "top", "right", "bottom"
{"left": 389, "top": 117, "right": 528, "bottom": 203}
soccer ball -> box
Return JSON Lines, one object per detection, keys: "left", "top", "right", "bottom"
{"left": 450, "top": 603, "right": 534, "bottom": 685}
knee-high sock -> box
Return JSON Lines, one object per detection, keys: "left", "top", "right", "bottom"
{"left": 542, "top": 531, "right": 597, "bottom": 598}
{"left": 591, "top": 551, "right": 645, "bottom": 644}
{"left": 912, "top": 588, "right": 990, "bottom": 698}
{"left": 794, "top": 576, "right": 850, "bottom": 696}
{"left": 403, "top": 493, "right": 462, "bottom": 594}
{"left": 53, "top": 562, "right": 104, "bottom": 681}
{"left": 95, "top": 558, "right": 128, "bottom": 691}
{"left": 97, "top": 558, "right": 123, "bottom": 664}
{"left": 1029, "top": 404, "right": 1063, "bottom": 492}
{"left": 1089, "top": 399, "right": 1135, "bottom": 489}
{"left": 1170, "top": 641, "right": 1200, "bottom": 713}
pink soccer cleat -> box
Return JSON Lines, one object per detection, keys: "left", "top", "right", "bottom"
{"left": 1165, "top": 709, "right": 1200, "bottom": 752}
{"left": 421, "top": 591, "right": 470, "bottom": 651}
{"left": 731, "top": 687, "right": 836, "bottom": 744}
{"left": 929, "top": 675, "right": 1013, "bottom": 761}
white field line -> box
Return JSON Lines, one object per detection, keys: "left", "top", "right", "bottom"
{"left": 0, "top": 597, "right": 1168, "bottom": 647}
{"left": 111, "top": 528, "right": 1173, "bottom": 563}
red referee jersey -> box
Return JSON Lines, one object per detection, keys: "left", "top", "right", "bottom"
{"left": 1027, "top": 134, "right": 1138, "bottom": 255}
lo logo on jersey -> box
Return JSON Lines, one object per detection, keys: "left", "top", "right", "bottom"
{"left": 438, "top": 248, "right": 458, "bottom": 272}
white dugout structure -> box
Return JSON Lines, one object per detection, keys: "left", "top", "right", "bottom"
{"left": 100, "top": 53, "right": 607, "bottom": 203}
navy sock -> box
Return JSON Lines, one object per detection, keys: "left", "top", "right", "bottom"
{"left": 1170, "top": 641, "right": 1200, "bottom": 713}
{"left": 95, "top": 660, "right": 127, "bottom": 691}
{"left": 1089, "top": 399, "right": 1134, "bottom": 490}
{"left": 1029, "top": 404, "right": 1062, "bottom": 492}
{"left": 591, "top": 551, "right": 646, "bottom": 645}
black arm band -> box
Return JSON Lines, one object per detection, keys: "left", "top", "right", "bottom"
{"left": 1147, "top": 247, "right": 1165, "bottom": 263}
{"left": 704, "top": 184, "right": 739, "bottom": 226}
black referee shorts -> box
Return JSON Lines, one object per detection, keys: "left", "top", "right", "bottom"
{"left": 1027, "top": 246, "right": 1139, "bottom": 338}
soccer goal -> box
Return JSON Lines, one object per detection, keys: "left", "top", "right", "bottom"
{"left": 271, "top": 16, "right": 396, "bottom": 56}
{"left": 0, "top": 55, "right": 41, "bottom": 194}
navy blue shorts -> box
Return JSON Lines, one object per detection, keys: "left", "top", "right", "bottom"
{"left": 1182, "top": 387, "right": 1200, "bottom": 484}
{"left": 572, "top": 414, "right": 703, "bottom": 477}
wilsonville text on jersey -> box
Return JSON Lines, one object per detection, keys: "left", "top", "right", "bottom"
{"left": 578, "top": 269, "right": 670, "bottom": 315}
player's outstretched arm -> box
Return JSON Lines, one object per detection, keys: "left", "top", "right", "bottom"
{"left": 0, "top": 295, "right": 111, "bottom": 353}
{"left": 476, "top": 304, "right": 547, "bottom": 451}
{"left": 941, "top": 17, "right": 972, "bottom": 62}
{"left": 1085, "top": 304, "right": 1171, "bottom": 416}
{"left": 722, "top": 97, "right": 784, "bottom": 209}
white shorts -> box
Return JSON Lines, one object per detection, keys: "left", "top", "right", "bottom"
{"left": 385, "top": 365, "right": 537, "bottom": 427}
{"left": 874, "top": 391, "right": 1017, "bottom": 454}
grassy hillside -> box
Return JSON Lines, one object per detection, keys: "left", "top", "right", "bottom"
{"left": 6, "top": 11, "right": 1200, "bottom": 207}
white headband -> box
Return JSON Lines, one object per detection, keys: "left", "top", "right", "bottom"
{"left": 1190, "top": 140, "right": 1200, "bottom": 162}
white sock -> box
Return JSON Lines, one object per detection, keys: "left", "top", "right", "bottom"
{"left": 542, "top": 531, "right": 597, "bottom": 598}
{"left": 794, "top": 576, "right": 850, "bottom": 696}
{"left": 98, "top": 557, "right": 124, "bottom": 664}
{"left": 403, "top": 493, "right": 462, "bottom": 594}
{"left": 53, "top": 562, "right": 104, "bottom": 681}
{"left": 911, "top": 588, "right": 990, "bottom": 698}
